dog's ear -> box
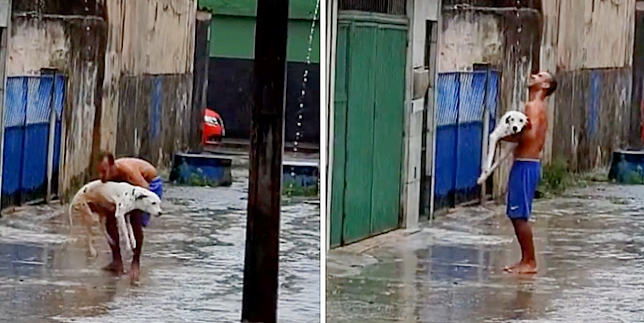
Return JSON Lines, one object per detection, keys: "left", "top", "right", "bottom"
{"left": 135, "top": 193, "right": 148, "bottom": 201}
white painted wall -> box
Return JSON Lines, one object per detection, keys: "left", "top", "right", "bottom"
{"left": 7, "top": 19, "right": 68, "bottom": 76}
{"left": 402, "top": 0, "right": 440, "bottom": 230}
{"left": 438, "top": 12, "right": 503, "bottom": 73}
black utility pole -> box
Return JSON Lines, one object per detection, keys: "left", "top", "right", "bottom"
{"left": 241, "top": 0, "right": 289, "bottom": 321}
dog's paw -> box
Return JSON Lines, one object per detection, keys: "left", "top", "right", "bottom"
{"left": 124, "top": 240, "right": 134, "bottom": 253}
{"left": 477, "top": 172, "right": 489, "bottom": 185}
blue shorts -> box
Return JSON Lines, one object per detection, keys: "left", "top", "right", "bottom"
{"left": 140, "top": 176, "right": 163, "bottom": 227}
{"left": 507, "top": 159, "right": 541, "bottom": 220}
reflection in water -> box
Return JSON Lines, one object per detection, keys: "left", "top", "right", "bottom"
{"left": 0, "top": 177, "right": 320, "bottom": 323}
{"left": 328, "top": 184, "right": 644, "bottom": 322}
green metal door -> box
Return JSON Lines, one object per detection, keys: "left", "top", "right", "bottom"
{"left": 330, "top": 12, "right": 408, "bottom": 247}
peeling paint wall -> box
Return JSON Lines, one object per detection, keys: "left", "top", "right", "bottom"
{"left": 552, "top": 68, "right": 631, "bottom": 171}
{"left": 553, "top": 0, "right": 634, "bottom": 71}
{"left": 540, "top": 0, "right": 635, "bottom": 170}
{"left": 6, "top": 0, "right": 198, "bottom": 202}
{"left": 97, "top": 0, "right": 197, "bottom": 174}
{"left": 438, "top": 11, "right": 503, "bottom": 72}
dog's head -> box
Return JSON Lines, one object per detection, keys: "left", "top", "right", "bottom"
{"left": 130, "top": 187, "right": 162, "bottom": 217}
{"left": 504, "top": 111, "right": 528, "bottom": 135}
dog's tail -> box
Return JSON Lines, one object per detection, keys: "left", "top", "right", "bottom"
{"left": 68, "top": 200, "right": 90, "bottom": 228}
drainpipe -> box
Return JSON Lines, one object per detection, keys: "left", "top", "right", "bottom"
{"left": 428, "top": 0, "right": 442, "bottom": 220}
{"left": 0, "top": 0, "right": 11, "bottom": 208}
{"left": 326, "top": 0, "right": 338, "bottom": 251}
{"left": 42, "top": 68, "right": 59, "bottom": 203}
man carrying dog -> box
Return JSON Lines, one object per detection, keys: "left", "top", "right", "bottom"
{"left": 97, "top": 152, "right": 164, "bottom": 280}
{"left": 502, "top": 71, "right": 557, "bottom": 274}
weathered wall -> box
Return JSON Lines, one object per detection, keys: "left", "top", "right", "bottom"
{"left": 97, "top": 0, "right": 197, "bottom": 172}
{"left": 552, "top": 68, "right": 631, "bottom": 171}
{"left": 6, "top": 0, "right": 197, "bottom": 203}
{"left": 7, "top": 2, "right": 107, "bottom": 201}
{"left": 554, "top": 0, "right": 634, "bottom": 71}
{"left": 438, "top": 11, "right": 503, "bottom": 72}
{"left": 438, "top": 7, "right": 541, "bottom": 197}
{"left": 115, "top": 74, "right": 192, "bottom": 164}
{"left": 541, "top": 0, "right": 635, "bottom": 170}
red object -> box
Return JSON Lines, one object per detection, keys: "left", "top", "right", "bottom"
{"left": 202, "top": 108, "right": 225, "bottom": 146}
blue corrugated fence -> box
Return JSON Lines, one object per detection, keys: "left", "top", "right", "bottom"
{"left": 434, "top": 71, "right": 499, "bottom": 211}
{"left": 2, "top": 75, "right": 65, "bottom": 208}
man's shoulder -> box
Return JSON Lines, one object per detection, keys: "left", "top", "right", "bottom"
{"left": 525, "top": 100, "right": 547, "bottom": 114}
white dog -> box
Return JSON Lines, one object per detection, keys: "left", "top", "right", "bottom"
{"left": 69, "top": 180, "right": 162, "bottom": 257}
{"left": 477, "top": 111, "right": 529, "bottom": 185}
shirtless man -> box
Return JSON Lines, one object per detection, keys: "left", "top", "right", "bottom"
{"left": 501, "top": 71, "right": 557, "bottom": 274}
{"left": 96, "top": 152, "right": 164, "bottom": 280}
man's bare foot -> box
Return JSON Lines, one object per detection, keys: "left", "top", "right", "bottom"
{"left": 129, "top": 262, "right": 140, "bottom": 282}
{"left": 504, "top": 261, "right": 537, "bottom": 274}
{"left": 102, "top": 261, "right": 124, "bottom": 274}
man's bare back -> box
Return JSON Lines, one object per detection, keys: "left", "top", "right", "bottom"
{"left": 98, "top": 155, "right": 157, "bottom": 189}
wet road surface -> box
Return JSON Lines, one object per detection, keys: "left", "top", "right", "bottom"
{"left": 327, "top": 183, "right": 644, "bottom": 323}
{"left": 0, "top": 169, "right": 320, "bottom": 323}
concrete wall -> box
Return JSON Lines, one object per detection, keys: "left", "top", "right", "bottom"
{"left": 403, "top": 0, "right": 440, "bottom": 229}
{"left": 98, "top": 0, "right": 197, "bottom": 173}
{"left": 7, "top": 1, "right": 107, "bottom": 201}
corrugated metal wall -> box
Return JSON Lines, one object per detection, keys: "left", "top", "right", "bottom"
{"left": 433, "top": 71, "right": 498, "bottom": 211}
{"left": 2, "top": 75, "right": 64, "bottom": 208}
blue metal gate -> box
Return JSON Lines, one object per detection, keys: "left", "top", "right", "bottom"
{"left": 2, "top": 75, "right": 65, "bottom": 208}
{"left": 434, "top": 71, "right": 499, "bottom": 212}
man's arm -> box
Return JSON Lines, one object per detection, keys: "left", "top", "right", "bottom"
{"left": 500, "top": 118, "right": 532, "bottom": 143}
{"left": 122, "top": 166, "right": 150, "bottom": 189}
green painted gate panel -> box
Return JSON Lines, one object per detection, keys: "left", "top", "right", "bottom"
{"left": 370, "top": 25, "right": 406, "bottom": 235}
{"left": 330, "top": 12, "right": 408, "bottom": 247}
{"left": 330, "top": 23, "right": 349, "bottom": 248}
{"left": 343, "top": 22, "right": 377, "bottom": 244}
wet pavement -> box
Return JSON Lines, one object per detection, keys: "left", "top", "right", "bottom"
{"left": 327, "top": 183, "right": 644, "bottom": 323}
{"left": 0, "top": 169, "right": 320, "bottom": 323}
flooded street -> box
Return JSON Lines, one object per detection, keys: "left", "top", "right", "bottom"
{"left": 327, "top": 183, "right": 644, "bottom": 323}
{"left": 0, "top": 169, "right": 320, "bottom": 323}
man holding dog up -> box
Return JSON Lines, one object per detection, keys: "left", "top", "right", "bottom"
{"left": 97, "top": 152, "right": 164, "bottom": 281}
{"left": 501, "top": 71, "right": 557, "bottom": 274}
